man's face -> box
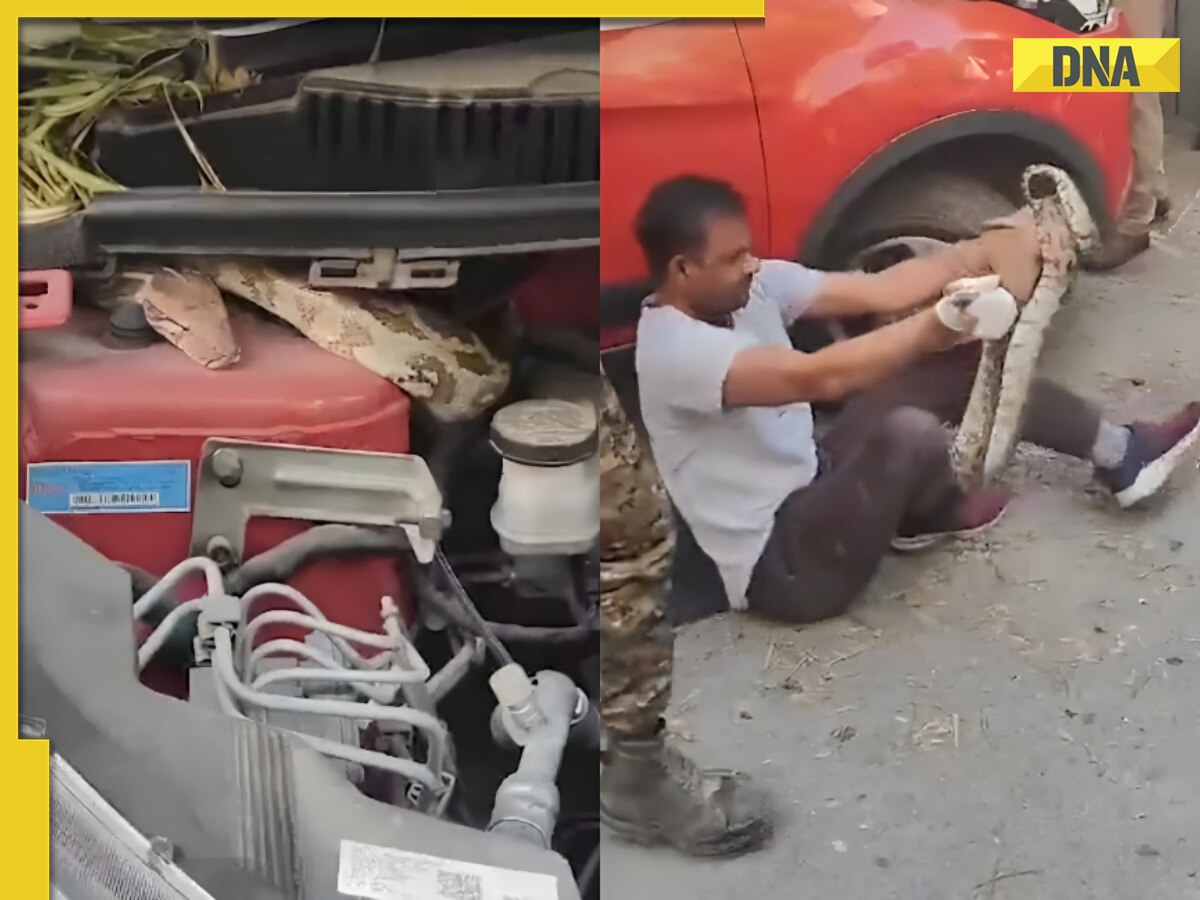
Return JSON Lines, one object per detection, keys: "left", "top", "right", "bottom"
{"left": 668, "top": 213, "right": 760, "bottom": 319}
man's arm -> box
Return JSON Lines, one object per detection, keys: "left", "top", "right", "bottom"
{"left": 723, "top": 307, "right": 965, "bottom": 407}
{"left": 803, "top": 241, "right": 992, "bottom": 319}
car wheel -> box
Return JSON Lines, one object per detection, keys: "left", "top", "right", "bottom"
{"left": 833, "top": 169, "right": 1018, "bottom": 273}
{"left": 791, "top": 170, "right": 1018, "bottom": 359}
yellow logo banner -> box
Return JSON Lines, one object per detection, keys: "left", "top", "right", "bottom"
{"left": 1012, "top": 38, "right": 1180, "bottom": 93}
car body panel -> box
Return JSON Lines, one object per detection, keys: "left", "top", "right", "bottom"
{"left": 738, "top": 0, "right": 1131, "bottom": 262}
{"left": 600, "top": 20, "right": 769, "bottom": 286}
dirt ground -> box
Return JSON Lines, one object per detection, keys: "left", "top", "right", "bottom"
{"left": 600, "top": 124, "right": 1200, "bottom": 899}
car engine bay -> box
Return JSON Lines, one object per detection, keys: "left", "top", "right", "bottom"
{"left": 20, "top": 271, "right": 601, "bottom": 898}
{"left": 20, "top": 19, "right": 600, "bottom": 898}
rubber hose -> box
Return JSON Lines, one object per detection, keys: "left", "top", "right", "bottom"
{"left": 224, "top": 524, "right": 409, "bottom": 595}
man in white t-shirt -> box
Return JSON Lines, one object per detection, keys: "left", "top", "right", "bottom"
{"left": 633, "top": 176, "right": 1200, "bottom": 622}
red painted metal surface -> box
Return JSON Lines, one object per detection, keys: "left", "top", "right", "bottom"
{"left": 19, "top": 269, "right": 72, "bottom": 330}
{"left": 20, "top": 309, "right": 414, "bottom": 693}
{"left": 511, "top": 248, "right": 599, "bottom": 332}
{"left": 738, "top": 0, "right": 1132, "bottom": 262}
{"left": 600, "top": 2, "right": 1134, "bottom": 348}
{"left": 600, "top": 20, "right": 770, "bottom": 293}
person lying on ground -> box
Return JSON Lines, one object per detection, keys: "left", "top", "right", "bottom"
{"left": 633, "top": 175, "right": 1200, "bottom": 624}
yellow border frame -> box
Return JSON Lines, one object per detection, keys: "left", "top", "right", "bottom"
{"left": 17, "top": 5, "right": 762, "bottom": 17}
{"left": 10, "top": 14, "right": 50, "bottom": 893}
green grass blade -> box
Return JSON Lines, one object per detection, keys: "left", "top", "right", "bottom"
{"left": 19, "top": 158, "right": 60, "bottom": 204}
{"left": 20, "top": 138, "right": 123, "bottom": 194}
{"left": 18, "top": 78, "right": 106, "bottom": 101}
{"left": 19, "top": 54, "right": 128, "bottom": 74}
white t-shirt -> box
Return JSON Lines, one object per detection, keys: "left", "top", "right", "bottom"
{"left": 635, "top": 260, "right": 826, "bottom": 610}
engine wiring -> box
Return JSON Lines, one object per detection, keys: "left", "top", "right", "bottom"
{"left": 134, "top": 571, "right": 461, "bottom": 809}
{"left": 129, "top": 546, "right": 599, "bottom": 888}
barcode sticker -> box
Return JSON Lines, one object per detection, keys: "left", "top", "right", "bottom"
{"left": 26, "top": 461, "right": 191, "bottom": 515}
{"left": 69, "top": 491, "right": 161, "bottom": 510}
{"left": 337, "top": 840, "right": 560, "bottom": 900}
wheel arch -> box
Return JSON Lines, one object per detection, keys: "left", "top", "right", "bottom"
{"left": 799, "top": 110, "right": 1114, "bottom": 267}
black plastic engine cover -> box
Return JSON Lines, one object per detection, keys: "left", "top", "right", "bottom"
{"left": 92, "top": 31, "right": 599, "bottom": 193}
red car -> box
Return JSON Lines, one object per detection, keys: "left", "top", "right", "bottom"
{"left": 600, "top": 1, "right": 1133, "bottom": 354}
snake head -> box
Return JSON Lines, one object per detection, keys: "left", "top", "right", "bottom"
{"left": 1023, "top": 164, "right": 1102, "bottom": 255}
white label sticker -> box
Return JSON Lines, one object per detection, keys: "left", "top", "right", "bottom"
{"left": 337, "top": 840, "right": 560, "bottom": 900}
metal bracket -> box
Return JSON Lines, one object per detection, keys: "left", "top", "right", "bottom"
{"left": 392, "top": 258, "right": 460, "bottom": 290}
{"left": 190, "top": 438, "right": 447, "bottom": 565}
{"left": 307, "top": 248, "right": 460, "bottom": 290}
{"left": 308, "top": 248, "right": 395, "bottom": 289}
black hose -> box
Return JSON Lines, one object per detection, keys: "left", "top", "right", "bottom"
{"left": 431, "top": 548, "right": 514, "bottom": 667}
{"left": 483, "top": 620, "right": 595, "bottom": 645}
{"left": 224, "top": 524, "right": 409, "bottom": 595}
{"left": 225, "top": 525, "right": 596, "bottom": 654}
{"left": 564, "top": 554, "right": 595, "bottom": 627}
{"left": 418, "top": 571, "right": 596, "bottom": 649}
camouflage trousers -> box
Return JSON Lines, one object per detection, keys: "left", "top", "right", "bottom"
{"left": 599, "top": 373, "right": 676, "bottom": 739}
{"left": 1113, "top": 0, "right": 1168, "bottom": 232}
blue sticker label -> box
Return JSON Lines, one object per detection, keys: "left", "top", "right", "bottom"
{"left": 26, "top": 460, "right": 192, "bottom": 515}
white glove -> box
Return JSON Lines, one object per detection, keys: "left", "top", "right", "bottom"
{"left": 944, "top": 273, "right": 1001, "bottom": 295}
{"left": 935, "top": 275, "right": 1017, "bottom": 341}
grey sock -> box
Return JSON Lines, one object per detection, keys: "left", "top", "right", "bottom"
{"left": 1091, "top": 421, "right": 1131, "bottom": 469}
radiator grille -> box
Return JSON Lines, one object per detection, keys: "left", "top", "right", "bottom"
{"left": 304, "top": 92, "right": 600, "bottom": 189}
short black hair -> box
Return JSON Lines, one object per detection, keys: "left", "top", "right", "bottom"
{"left": 634, "top": 175, "right": 747, "bottom": 283}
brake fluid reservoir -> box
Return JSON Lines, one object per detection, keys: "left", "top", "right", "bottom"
{"left": 489, "top": 398, "right": 598, "bottom": 556}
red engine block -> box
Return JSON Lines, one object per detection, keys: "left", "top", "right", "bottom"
{"left": 19, "top": 309, "right": 416, "bottom": 694}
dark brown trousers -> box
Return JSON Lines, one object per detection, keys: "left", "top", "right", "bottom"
{"left": 745, "top": 344, "right": 1101, "bottom": 623}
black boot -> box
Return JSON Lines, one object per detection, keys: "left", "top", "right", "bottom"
{"left": 600, "top": 736, "right": 773, "bottom": 857}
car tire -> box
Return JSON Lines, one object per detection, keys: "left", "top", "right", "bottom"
{"left": 831, "top": 169, "right": 1018, "bottom": 273}
{"left": 790, "top": 169, "right": 1019, "bottom": 358}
